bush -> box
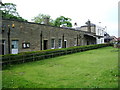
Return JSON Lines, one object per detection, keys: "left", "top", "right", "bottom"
{"left": 2, "top": 43, "right": 110, "bottom": 69}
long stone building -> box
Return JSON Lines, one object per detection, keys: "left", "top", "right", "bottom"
{"left": 0, "top": 19, "right": 100, "bottom": 55}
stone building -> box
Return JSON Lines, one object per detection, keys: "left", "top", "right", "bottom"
{"left": 79, "top": 20, "right": 105, "bottom": 44}
{"left": 1, "top": 19, "right": 97, "bottom": 55}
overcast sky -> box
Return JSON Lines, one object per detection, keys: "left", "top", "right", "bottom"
{"left": 2, "top": 0, "right": 118, "bottom": 37}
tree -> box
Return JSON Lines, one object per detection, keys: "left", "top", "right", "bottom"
{"left": 0, "top": 3, "right": 19, "bottom": 16}
{"left": 0, "top": 3, "right": 27, "bottom": 21}
{"left": 31, "top": 13, "right": 54, "bottom": 25}
{"left": 32, "top": 14, "right": 72, "bottom": 27}
{"left": 54, "top": 16, "right": 72, "bottom": 27}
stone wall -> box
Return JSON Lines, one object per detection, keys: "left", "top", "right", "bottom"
{"left": 1, "top": 19, "right": 96, "bottom": 54}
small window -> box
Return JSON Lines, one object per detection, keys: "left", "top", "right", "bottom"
{"left": 12, "top": 40, "right": 18, "bottom": 49}
{"left": 51, "top": 39, "right": 55, "bottom": 49}
{"left": 58, "top": 39, "right": 62, "bottom": 48}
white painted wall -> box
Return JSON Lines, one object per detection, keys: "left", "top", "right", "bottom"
{"left": 95, "top": 25, "right": 105, "bottom": 44}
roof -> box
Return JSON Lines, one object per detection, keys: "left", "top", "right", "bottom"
{"left": 117, "top": 37, "right": 120, "bottom": 41}
{"left": 80, "top": 23, "right": 96, "bottom": 28}
{"left": 104, "top": 37, "right": 113, "bottom": 40}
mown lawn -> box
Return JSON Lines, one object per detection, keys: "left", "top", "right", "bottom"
{"left": 2, "top": 47, "right": 118, "bottom": 88}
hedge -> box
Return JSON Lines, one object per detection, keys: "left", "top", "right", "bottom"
{"left": 1, "top": 43, "right": 110, "bottom": 69}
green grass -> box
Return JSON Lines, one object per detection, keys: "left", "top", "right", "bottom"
{"left": 2, "top": 47, "right": 118, "bottom": 88}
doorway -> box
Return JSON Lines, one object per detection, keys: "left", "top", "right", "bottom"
{"left": 43, "top": 40, "right": 48, "bottom": 50}
{"left": 11, "top": 40, "right": 18, "bottom": 54}
{"left": 64, "top": 40, "right": 67, "bottom": 48}
{"left": 87, "top": 41, "right": 89, "bottom": 45}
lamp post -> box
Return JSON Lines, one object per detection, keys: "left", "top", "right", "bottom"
{"left": 7, "top": 24, "right": 14, "bottom": 54}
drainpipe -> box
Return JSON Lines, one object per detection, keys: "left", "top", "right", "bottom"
{"left": 62, "top": 34, "right": 64, "bottom": 48}
{"left": 8, "top": 26, "right": 10, "bottom": 54}
{"left": 40, "top": 31, "right": 42, "bottom": 50}
{"left": 77, "top": 34, "right": 79, "bottom": 46}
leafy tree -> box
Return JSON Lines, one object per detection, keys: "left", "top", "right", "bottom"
{"left": 0, "top": 3, "right": 27, "bottom": 21}
{"left": 54, "top": 16, "right": 72, "bottom": 27}
{"left": 32, "top": 14, "right": 72, "bottom": 27}
{"left": 32, "top": 13, "right": 54, "bottom": 25}
{"left": 0, "top": 3, "right": 19, "bottom": 16}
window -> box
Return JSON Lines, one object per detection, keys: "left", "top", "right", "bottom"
{"left": 58, "top": 39, "right": 62, "bottom": 48}
{"left": 101, "top": 39, "right": 103, "bottom": 43}
{"left": 74, "top": 38, "right": 77, "bottom": 46}
{"left": 12, "top": 40, "right": 18, "bottom": 49}
{"left": 51, "top": 39, "right": 55, "bottom": 49}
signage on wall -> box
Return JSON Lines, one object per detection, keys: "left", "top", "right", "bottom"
{"left": 22, "top": 42, "right": 30, "bottom": 48}
{"left": 12, "top": 49, "right": 18, "bottom": 54}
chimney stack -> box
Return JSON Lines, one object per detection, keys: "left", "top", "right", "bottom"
{"left": 74, "top": 22, "right": 77, "bottom": 26}
{"left": 86, "top": 20, "right": 91, "bottom": 32}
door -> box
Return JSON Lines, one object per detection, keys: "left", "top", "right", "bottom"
{"left": 64, "top": 40, "right": 67, "bottom": 48}
{"left": 87, "top": 41, "right": 89, "bottom": 45}
{"left": 12, "top": 40, "right": 18, "bottom": 54}
{"left": 43, "top": 40, "right": 48, "bottom": 50}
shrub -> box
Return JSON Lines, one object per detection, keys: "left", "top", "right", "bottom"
{"left": 2, "top": 43, "right": 110, "bottom": 69}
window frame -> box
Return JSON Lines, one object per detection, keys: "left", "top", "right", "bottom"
{"left": 58, "top": 39, "right": 62, "bottom": 48}
{"left": 51, "top": 39, "right": 55, "bottom": 49}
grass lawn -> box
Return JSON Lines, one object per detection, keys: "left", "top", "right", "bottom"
{"left": 2, "top": 47, "right": 118, "bottom": 88}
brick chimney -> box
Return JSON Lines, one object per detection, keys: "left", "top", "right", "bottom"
{"left": 86, "top": 20, "right": 91, "bottom": 32}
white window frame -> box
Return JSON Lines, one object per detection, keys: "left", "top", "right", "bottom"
{"left": 12, "top": 40, "right": 19, "bottom": 54}
{"left": 74, "top": 38, "right": 77, "bottom": 46}
{"left": 51, "top": 39, "right": 55, "bottom": 49}
{"left": 58, "top": 39, "right": 62, "bottom": 48}
{"left": 12, "top": 40, "right": 18, "bottom": 49}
